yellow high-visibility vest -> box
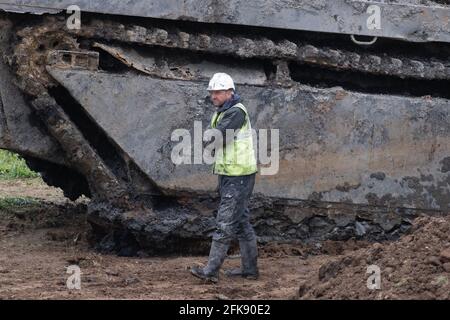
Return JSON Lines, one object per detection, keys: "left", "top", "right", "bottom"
{"left": 210, "top": 103, "right": 257, "bottom": 176}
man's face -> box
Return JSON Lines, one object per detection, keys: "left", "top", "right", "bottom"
{"left": 209, "top": 89, "right": 233, "bottom": 107}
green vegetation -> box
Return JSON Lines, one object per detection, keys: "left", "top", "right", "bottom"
{"left": 0, "top": 197, "right": 39, "bottom": 211}
{"left": 0, "top": 149, "right": 40, "bottom": 179}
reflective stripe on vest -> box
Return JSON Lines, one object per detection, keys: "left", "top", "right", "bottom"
{"left": 210, "top": 103, "right": 258, "bottom": 176}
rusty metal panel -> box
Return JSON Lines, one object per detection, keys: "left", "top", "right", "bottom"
{"left": 48, "top": 67, "right": 450, "bottom": 211}
{"left": 0, "top": 0, "right": 449, "bottom": 43}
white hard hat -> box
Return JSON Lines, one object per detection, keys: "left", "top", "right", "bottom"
{"left": 207, "top": 73, "right": 235, "bottom": 91}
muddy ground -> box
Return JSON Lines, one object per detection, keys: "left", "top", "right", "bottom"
{"left": 0, "top": 178, "right": 448, "bottom": 300}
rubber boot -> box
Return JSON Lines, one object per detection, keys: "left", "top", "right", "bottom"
{"left": 225, "top": 238, "right": 259, "bottom": 279}
{"left": 190, "top": 240, "right": 229, "bottom": 283}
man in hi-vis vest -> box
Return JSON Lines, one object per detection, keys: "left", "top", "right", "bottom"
{"left": 190, "top": 73, "right": 259, "bottom": 283}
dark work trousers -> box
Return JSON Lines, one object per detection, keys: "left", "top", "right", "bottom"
{"left": 212, "top": 173, "right": 256, "bottom": 244}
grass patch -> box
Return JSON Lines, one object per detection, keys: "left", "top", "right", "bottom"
{"left": 0, "top": 197, "right": 40, "bottom": 210}
{"left": 0, "top": 149, "right": 40, "bottom": 179}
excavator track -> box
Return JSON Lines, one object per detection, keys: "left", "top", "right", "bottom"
{"left": 75, "top": 19, "right": 450, "bottom": 81}
{"left": 12, "top": 16, "right": 450, "bottom": 99}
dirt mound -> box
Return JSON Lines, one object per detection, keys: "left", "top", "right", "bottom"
{"left": 298, "top": 214, "right": 450, "bottom": 299}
